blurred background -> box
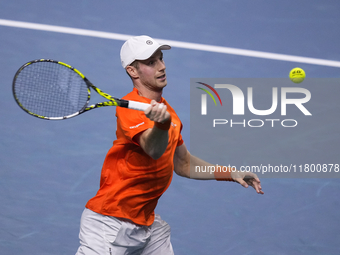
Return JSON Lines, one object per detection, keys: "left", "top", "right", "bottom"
{"left": 0, "top": 1, "right": 339, "bottom": 254}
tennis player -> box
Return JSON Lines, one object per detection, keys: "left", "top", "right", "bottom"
{"left": 75, "top": 35, "right": 263, "bottom": 255}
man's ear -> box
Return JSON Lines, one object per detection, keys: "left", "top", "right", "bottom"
{"left": 126, "top": 66, "right": 139, "bottom": 79}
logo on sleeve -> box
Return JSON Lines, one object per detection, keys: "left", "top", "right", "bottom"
{"left": 129, "top": 122, "right": 145, "bottom": 129}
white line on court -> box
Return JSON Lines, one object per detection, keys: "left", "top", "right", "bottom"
{"left": 1, "top": 18, "right": 340, "bottom": 68}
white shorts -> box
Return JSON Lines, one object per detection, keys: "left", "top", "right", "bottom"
{"left": 75, "top": 208, "right": 174, "bottom": 255}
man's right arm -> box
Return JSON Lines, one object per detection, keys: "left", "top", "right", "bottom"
{"left": 134, "top": 100, "right": 171, "bottom": 160}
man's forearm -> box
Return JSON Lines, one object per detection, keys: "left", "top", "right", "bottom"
{"left": 189, "top": 154, "right": 216, "bottom": 179}
{"left": 189, "top": 154, "right": 234, "bottom": 180}
{"left": 140, "top": 127, "right": 169, "bottom": 160}
{"left": 174, "top": 144, "right": 234, "bottom": 180}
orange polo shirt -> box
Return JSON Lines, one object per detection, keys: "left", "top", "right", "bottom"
{"left": 86, "top": 88, "right": 183, "bottom": 226}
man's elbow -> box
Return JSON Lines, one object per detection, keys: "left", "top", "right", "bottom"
{"left": 174, "top": 165, "right": 190, "bottom": 178}
{"left": 150, "top": 153, "right": 162, "bottom": 160}
{"left": 148, "top": 149, "right": 166, "bottom": 160}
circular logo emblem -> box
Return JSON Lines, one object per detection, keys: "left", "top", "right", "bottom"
{"left": 146, "top": 40, "right": 153, "bottom": 45}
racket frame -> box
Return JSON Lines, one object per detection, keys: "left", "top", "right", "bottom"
{"left": 12, "top": 59, "right": 148, "bottom": 120}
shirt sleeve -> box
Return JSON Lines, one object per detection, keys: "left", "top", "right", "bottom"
{"left": 177, "top": 134, "right": 184, "bottom": 146}
{"left": 176, "top": 123, "right": 184, "bottom": 146}
{"left": 116, "top": 107, "right": 154, "bottom": 144}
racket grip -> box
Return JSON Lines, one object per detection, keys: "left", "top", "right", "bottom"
{"left": 128, "top": 101, "right": 151, "bottom": 111}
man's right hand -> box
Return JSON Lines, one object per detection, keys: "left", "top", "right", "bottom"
{"left": 144, "top": 100, "right": 171, "bottom": 124}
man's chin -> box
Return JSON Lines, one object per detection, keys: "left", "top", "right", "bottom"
{"left": 158, "top": 81, "right": 167, "bottom": 89}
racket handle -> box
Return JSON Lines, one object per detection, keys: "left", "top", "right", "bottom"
{"left": 128, "top": 100, "right": 151, "bottom": 111}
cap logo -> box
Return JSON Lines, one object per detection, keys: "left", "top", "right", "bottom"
{"left": 146, "top": 40, "right": 153, "bottom": 45}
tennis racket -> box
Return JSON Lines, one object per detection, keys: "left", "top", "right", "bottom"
{"left": 12, "top": 59, "right": 150, "bottom": 120}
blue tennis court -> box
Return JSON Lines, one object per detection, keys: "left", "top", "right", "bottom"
{"left": 1, "top": 1, "right": 339, "bottom": 254}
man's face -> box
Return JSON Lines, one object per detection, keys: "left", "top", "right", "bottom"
{"left": 135, "top": 50, "right": 167, "bottom": 91}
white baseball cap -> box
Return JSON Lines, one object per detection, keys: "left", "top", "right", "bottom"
{"left": 120, "top": 35, "right": 171, "bottom": 68}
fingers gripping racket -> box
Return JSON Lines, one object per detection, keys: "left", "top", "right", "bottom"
{"left": 12, "top": 59, "right": 150, "bottom": 120}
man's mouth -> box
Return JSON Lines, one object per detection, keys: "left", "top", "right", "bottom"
{"left": 157, "top": 74, "right": 166, "bottom": 80}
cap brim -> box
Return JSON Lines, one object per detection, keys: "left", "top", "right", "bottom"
{"left": 135, "top": 44, "right": 171, "bottom": 61}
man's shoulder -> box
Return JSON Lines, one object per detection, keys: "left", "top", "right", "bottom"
{"left": 121, "top": 88, "right": 149, "bottom": 102}
{"left": 122, "top": 89, "right": 139, "bottom": 101}
{"left": 162, "top": 99, "right": 176, "bottom": 114}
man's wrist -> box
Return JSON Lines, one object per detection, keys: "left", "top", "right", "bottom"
{"left": 214, "top": 168, "right": 237, "bottom": 182}
{"left": 154, "top": 116, "right": 172, "bottom": 130}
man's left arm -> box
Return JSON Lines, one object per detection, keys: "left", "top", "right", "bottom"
{"left": 173, "top": 143, "right": 264, "bottom": 194}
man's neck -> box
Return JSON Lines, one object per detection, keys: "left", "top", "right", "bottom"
{"left": 134, "top": 85, "right": 163, "bottom": 102}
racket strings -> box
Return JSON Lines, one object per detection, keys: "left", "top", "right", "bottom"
{"left": 14, "top": 61, "right": 89, "bottom": 118}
